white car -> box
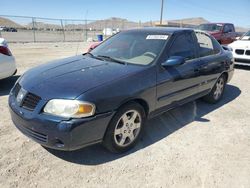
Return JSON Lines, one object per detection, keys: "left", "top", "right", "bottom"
{"left": 0, "top": 38, "right": 17, "bottom": 80}
{"left": 228, "top": 31, "right": 250, "bottom": 66}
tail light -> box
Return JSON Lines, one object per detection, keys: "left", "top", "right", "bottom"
{"left": 0, "top": 46, "right": 12, "bottom": 56}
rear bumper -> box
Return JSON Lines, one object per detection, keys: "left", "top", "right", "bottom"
{"left": 0, "top": 68, "right": 17, "bottom": 80}
{"left": 9, "top": 95, "right": 115, "bottom": 151}
{"left": 0, "top": 56, "right": 16, "bottom": 80}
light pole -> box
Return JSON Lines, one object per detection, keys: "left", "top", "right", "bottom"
{"left": 160, "top": 0, "right": 164, "bottom": 25}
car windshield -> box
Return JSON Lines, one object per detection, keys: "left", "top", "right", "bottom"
{"left": 198, "top": 24, "right": 223, "bottom": 32}
{"left": 90, "top": 31, "right": 168, "bottom": 65}
{"left": 241, "top": 31, "right": 250, "bottom": 40}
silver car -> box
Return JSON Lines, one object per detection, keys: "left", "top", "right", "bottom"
{"left": 0, "top": 38, "right": 17, "bottom": 80}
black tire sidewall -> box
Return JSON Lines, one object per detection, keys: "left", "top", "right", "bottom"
{"left": 204, "top": 74, "right": 226, "bottom": 103}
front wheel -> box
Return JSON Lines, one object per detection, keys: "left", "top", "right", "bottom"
{"left": 103, "top": 102, "right": 146, "bottom": 153}
{"left": 203, "top": 74, "right": 226, "bottom": 103}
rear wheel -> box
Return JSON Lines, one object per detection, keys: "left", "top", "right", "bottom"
{"left": 203, "top": 74, "right": 226, "bottom": 103}
{"left": 103, "top": 102, "right": 146, "bottom": 153}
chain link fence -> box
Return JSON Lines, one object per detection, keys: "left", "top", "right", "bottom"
{"left": 0, "top": 15, "right": 147, "bottom": 42}
{"left": 0, "top": 15, "right": 194, "bottom": 43}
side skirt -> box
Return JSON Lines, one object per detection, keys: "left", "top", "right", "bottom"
{"left": 148, "top": 89, "right": 210, "bottom": 119}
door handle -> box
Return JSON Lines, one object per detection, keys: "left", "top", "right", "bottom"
{"left": 194, "top": 67, "right": 201, "bottom": 72}
{"left": 194, "top": 64, "right": 203, "bottom": 72}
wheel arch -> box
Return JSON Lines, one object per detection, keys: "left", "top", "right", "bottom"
{"left": 117, "top": 98, "right": 150, "bottom": 117}
{"left": 221, "top": 71, "right": 229, "bottom": 82}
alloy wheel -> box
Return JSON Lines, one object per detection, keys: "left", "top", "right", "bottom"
{"left": 214, "top": 77, "right": 225, "bottom": 100}
{"left": 114, "top": 110, "right": 141, "bottom": 147}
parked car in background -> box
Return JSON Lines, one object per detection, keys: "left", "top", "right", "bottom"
{"left": 0, "top": 38, "right": 17, "bottom": 80}
{"left": 0, "top": 26, "right": 17, "bottom": 32}
{"left": 8, "top": 27, "right": 17, "bottom": 32}
{"left": 229, "top": 30, "right": 250, "bottom": 66}
{"left": 9, "top": 28, "right": 234, "bottom": 153}
{"left": 197, "top": 23, "right": 237, "bottom": 44}
{"left": 87, "top": 42, "right": 101, "bottom": 52}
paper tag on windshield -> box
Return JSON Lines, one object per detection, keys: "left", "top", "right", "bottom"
{"left": 146, "top": 35, "right": 168, "bottom": 40}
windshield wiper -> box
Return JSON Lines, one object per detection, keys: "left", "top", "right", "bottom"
{"left": 84, "top": 52, "right": 104, "bottom": 61}
{"left": 84, "top": 52, "right": 94, "bottom": 57}
{"left": 97, "top": 55, "right": 127, "bottom": 65}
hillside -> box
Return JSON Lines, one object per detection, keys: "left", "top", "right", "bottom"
{"left": 26, "top": 22, "right": 61, "bottom": 29}
{"left": 0, "top": 16, "right": 249, "bottom": 32}
{"left": 0, "top": 17, "right": 23, "bottom": 28}
{"left": 169, "top": 17, "right": 209, "bottom": 25}
{"left": 64, "top": 17, "right": 139, "bottom": 30}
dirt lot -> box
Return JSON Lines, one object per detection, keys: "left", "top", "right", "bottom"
{"left": 0, "top": 42, "right": 249, "bottom": 188}
{"left": 0, "top": 31, "right": 100, "bottom": 43}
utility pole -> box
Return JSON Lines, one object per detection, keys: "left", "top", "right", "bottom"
{"left": 32, "top": 17, "right": 36, "bottom": 42}
{"left": 160, "top": 0, "right": 164, "bottom": 25}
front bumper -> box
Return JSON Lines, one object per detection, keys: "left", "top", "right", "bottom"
{"left": 234, "top": 58, "right": 250, "bottom": 66}
{"left": 9, "top": 93, "right": 115, "bottom": 151}
{"left": 232, "top": 51, "right": 250, "bottom": 66}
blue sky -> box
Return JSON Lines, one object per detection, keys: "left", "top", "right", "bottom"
{"left": 1, "top": 0, "right": 250, "bottom": 27}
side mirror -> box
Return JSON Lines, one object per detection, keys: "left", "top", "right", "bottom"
{"left": 161, "top": 56, "right": 185, "bottom": 68}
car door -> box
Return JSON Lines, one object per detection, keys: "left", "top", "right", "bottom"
{"left": 222, "top": 24, "right": 232, "bottom": 44}
{"left": 194, "top": 31, "right": 224, "bottom": 93}
{"left": 156, "top": 32, "right": 200, "bottom": 111}
{"left": 228, "top": 24, "right": 236, "bottom": 43}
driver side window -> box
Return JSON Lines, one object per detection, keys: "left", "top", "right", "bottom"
{"left": 168, "top": 33, "right": 196, "bottom": 61}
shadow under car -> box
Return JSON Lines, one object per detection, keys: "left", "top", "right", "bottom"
{"left": 0, "top": 75, "right": 20, "bottom": 97}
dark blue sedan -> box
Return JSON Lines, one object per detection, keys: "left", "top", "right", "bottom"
{"left": 9, "top": 28, "right": 234, "bottom": 153}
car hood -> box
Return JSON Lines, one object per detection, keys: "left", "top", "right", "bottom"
{"left": 228, "top": 40, "right": 250, "bottom": 49}
{"left": 19, "top": 55, "right": 144, "bottom": 100}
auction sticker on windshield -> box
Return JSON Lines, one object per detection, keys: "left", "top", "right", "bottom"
{"left": 146, "top": 35, "right": 169, "bottom": 40}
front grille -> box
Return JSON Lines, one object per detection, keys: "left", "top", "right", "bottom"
{"left": 245, "top": 50, "right": 250, "bottom": 56}
{"left": 235, "top": 58, "right": 250, "bottom": 64}
{"left": 235, "top": 49, "right": 245, "bottom": 55}
{"left": 21, "top": 93, "right": 41, "bottom": 111}
{"left": 13, "top": 83, "right": 42, "bottom": 111}
{"left": 16, "top": 124, "right": 48, "bottom": 143}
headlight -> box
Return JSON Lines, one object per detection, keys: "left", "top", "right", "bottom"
{"left": 43, "top": 99, "right": 95, "bottom": 118}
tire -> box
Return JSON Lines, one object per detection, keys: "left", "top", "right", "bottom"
{"left": 203, "top": 74, "right": 226, "bottom": 104}
{"left": 103, "top": 102, "right": 146, "bottom": 153}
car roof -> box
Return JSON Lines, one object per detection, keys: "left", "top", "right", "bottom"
{"left": 125, "top": 27, "right": 194, "bottom": 35}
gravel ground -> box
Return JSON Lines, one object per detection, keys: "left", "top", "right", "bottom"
{"left": 0, "top": 42, "right": 249, "bottom": 188}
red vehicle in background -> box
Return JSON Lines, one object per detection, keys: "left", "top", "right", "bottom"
{"left": 197, "top": 23, "right": 237, "bottom": 44}
{"left": 87, "top": 42, "right": 101, "bottom": 52}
